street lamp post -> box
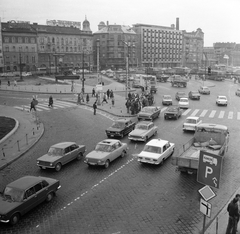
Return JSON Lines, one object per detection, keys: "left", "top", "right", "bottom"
{"left": 19, "top": 52, "right": 23, "bottom": 80}
{"left": 122, "top": 40, "right": 130, "bottom": 99}
{"left": 82, "top": 51, "right": 85, "bottom": 93}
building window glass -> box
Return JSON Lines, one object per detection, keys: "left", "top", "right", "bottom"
{"left": 4, "top": 37, "right": 9, "bottom": 43}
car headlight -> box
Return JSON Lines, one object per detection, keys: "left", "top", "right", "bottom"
{"left": 98, "top": 160, "right": 103, "bottom": 163}
{"left": 50, "top": 163, "right": 53, "bottom": 166}
{"left": 37, "top": 161, "right": 39, "bottom": 164}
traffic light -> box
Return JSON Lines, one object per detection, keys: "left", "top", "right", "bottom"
{"left": 208, "top": 67, "right": 211, "bottom": 75}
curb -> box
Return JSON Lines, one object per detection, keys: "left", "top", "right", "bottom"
{"left": 0, "top": 117, "right": 19, "bottom": 145}
{"left": 0, "top": 122, "right": 45, "bottom": 171}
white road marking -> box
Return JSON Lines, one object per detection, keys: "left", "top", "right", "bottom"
{"left": 36, "top": 104, "right": 50, "bottom": 110}
{"left": 161, "top": 107, "right": 167, "bottom": 112}
{"left": 209, "top": 110, "right": 216, "bottom": 118}
{"left": 190, "top": 109, "right": 199, "bottom": 116}
{"left": 182, "top": 109, "right": 192, "bottom": 116}
{"left": 238, "top": 112, "right": 240, "bottom": 120}
{"left": 200, "top": 109, "right": 208, "bottom": 117}
{"left": 228, "top": 111, "right": 233, "bottom": 119}
{"left": 218, "top": 111, "right": 225, "bottom": 118}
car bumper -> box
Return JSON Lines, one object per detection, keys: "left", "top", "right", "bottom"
{"left": 179, "top": 105, "right": 189, "bottom": 109}
{"left": 183, "top": 126, "right": 195, "bottom": 131}
{"left": 137, "top": 157, "right": 160, "bottom": 164}
{"left": 217, "top": 102, "right": 227, "bottom": 105}
{"left": 162, "top": 102, "right": 172, "bottom": 105}
{"left": 37, "top": 163, "right": 55, "bottom": 169}
{"left": 84, "top": 159, "right": 105, "bottom": 166}
{"left": 128, "top": 136, "right": 145, "bottom": 141}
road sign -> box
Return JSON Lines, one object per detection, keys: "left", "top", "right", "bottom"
{"left": 200, "top": 198, "right": 211, "bottom": 218}
{"left": 197, "top": 151, "right": 223, "bottom": 189}
{"left": 198, "top": 185, "right": 216, "bottom": 201}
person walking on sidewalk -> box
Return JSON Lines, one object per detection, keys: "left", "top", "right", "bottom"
{"left": 48, "top": 95, "right": 53, "bottom": 108}
{"left": 93, "top": 101, "right": 97, "bottom": 115}
{"left": 102, "top": 93, "right": 108, "bottom": 105}
{"left": 107, "top": 89, "right": 110, "bottom": 99}
{"left": 92, "top": 88, "right": 96, "bottom": 97}
{"left": 226, "top": 194, "right": 240, "bottom": 234}
{"left": 30, "top": 97, "right": 37, "bottom": 112}
{"left": 86, "top": 93, "right": 90, "bottom": 104}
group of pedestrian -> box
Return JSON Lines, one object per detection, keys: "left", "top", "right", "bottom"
{"left": 125, "top": 91, "right": 154, "bottom": 115}
{"left": 226, "top": 193, "right": 240, "bottom": 234}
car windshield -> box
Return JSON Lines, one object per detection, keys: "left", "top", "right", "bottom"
{"left": 191, "top": 91, "right": 198, "bottom": 95}
{"left": 111, "top": 122, "right": 125, "bottom": 129}
{"left": 3, "top": 186, "right": 24, "bottom": 202}
{"left": 180, "top": 99, "right": 188, "bottom": 102}
{"left": 219, "top": 97, "right": 226, "bottom": 100}
{"left": 143, "top": 145, "right": 161, "bottom": 154}
{"left": 178, "top": 92, "right": 185, "bottom": 96}
{"left": 141, "top": 107, "right": 154, "bottom": 113}
{"left": 136, "top": 124, "right": 148, "bottom": 130}
{"left": 167, "top": 107, "right": 178, "bottom": 112}
{"left": 95, "top": 144, "right": 112, "bottom": 152}
{"left": 186, "top": 119, "right": 196, "bottom": 124}
{"left": 48, "top": 147, "right": 63, "bottom": 156}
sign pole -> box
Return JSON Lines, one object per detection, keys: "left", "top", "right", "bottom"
{"left": 202, "top": 215, "right": 206, "bottom": 234}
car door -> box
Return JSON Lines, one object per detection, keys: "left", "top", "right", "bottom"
{"left": 34, "top": 182, "right": 47, "bottom": 205}
{"left": 62, "top": 147, "right": 71, "bottom": 164}
{"left": 164, "top": 142, "right": 172, "bottom": 159}
{"left": 69, "top": 144, "right": 79, "bottom": 160}
{"left": 148, "top": 123, "right": 153, "bottom": 137}
{"left": 21, "top": 186, "right": 38, "bottom": 215}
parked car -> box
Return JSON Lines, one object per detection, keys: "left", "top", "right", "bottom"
{"left": 37, "top": 142, "right": 86, "bottom": 172}
{"left": 136, "top": 139, "right": 175, "bottom": 165}
{"left": 175, "top": 92, "right": 187, "bottom": 101}
{"left": 236, "top": 88, "right": 240, "bottom": 96}
{"left": 162, "top": 95, "right": 173, "bottom": 105}
{"left": 84, "top": 139, "right": 128, "bottom": 168}
{"left": 164, "top": 105, "right": 182, "bottom": 120}
{"left": 137, "top": 106, "right": 161, "bottom": 121}
{"left": 128, "top": 121, "right": 158, "bottom": 142}
{"left": 199, "top": 86, "right": 210, "bottom": 95}
{"left": 178, "top": 97, "right": 189, "bottom": 109}
{"left": 216, "top": 96, "right": 228, "bottom": 106}
{"left": 183, "top": 116, "right": 202, "bottom": 132}
{"left": 105, "top": 117, "right": 138, "bottom": 138}
{"left": 0, "top": 175, "right": 61, "bottom": 225}
{"left": 188, "top": 91, "right": 200, "bottom": 100}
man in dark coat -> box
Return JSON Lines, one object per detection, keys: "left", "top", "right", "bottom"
{"left": 226, "top": 194, "right": 240, "bottom": 234}
{"left": 93, "top": 101, "right": 97, "bottom": 115}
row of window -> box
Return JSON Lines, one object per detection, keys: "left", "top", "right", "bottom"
{"left": 4, "top": 46, "right": 36, "bottom": 52}
{"left": 5, "top": 55, "right": 36, "bottom": 63}
{"left": 4, "top": 36, "right": 36, "bottom": 44}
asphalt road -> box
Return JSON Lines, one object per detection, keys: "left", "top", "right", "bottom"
{"left": 1, "top": 79, "right": 240, "bottom": 234}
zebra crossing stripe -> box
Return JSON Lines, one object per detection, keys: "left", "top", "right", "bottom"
{"left": 237, "top": 112, "right": 240, "bottom": 120}
{"left": 36, "top": 104, "right": 51, "bottom": 110}
{"left": 50, "top": 104, "right": 65, "bottom": 108}
{"left": 190, "top": 109, "right": 199, "bottom": 116}
{"left": 200, "top": 109, "right": 208, "bottom": 117}
{"left": 218, "top": 111, "right": 224, "bottom": 118}
{"left": 55, "top": 100, "right": 77, "bottom": 106}
{"left": 228, "top": 111, "right": 233, "bottom": 119}
{"left": 161, "top": 107, "right": 167, "bottom": 112}
{"left": 209, "top": 110, "right": 216, "bottom": 118}
{"left": 182, "top": 109, "right": 191, "bottom": 116}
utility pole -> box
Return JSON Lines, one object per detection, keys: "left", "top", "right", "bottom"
{"left": 19, "top": 52, "right": 23, "bottom": 80}
{"left": 82, "top": 51, "right": 85, "bottom": 93}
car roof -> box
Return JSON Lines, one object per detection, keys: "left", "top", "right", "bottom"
{"left": 136, "top": 121, "right": 153, "bottom": 126}
{"left": 186, "top": 116, "right": 199, "bottom": 120}
{"left": 201, "top": 86, "right": 209, "bottom": 89}
{"left": 163, "top": 95, "right": 171, "bottom": 98}
{"left": 115, "top": 118, "right": 133, "bottom": 123}
{"left": 99, "top": 139, "right": 120, "bottom": 145}
{"left": 217, "top": 95, "right": 227, "bottom": 98}
{"left": 7, "top": 176, "right": 44, "bottom": 190}
{"left": 146, "top": 139, "right": 169, "bottom": 147}
{"left": 51, "top": 142, "right": 76, "bottom": 148}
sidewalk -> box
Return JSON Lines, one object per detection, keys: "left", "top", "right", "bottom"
{"left": 0, "top": 77, "right": 235, "bottom": 234}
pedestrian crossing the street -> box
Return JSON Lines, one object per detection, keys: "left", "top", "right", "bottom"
{"left": 14, "top": 100, "right": 77, "bottom": 112}
{"left": 161, "top": 107, "right": 240, "bottom": 120}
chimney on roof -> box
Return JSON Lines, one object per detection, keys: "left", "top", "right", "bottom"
{"left": 171, "top": 24, "right": 175, "bottom": 29}
{"left": 176, "top": 18, "right": 179, "bottom": 30}
{"left": 107, "top": 21, "right": 109, "bottom": 26}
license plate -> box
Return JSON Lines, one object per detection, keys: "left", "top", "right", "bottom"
{"left": 89, "top": 162, "right": 96, "bottom": 165}
{"left": 111, "top": 135, "right": 114, "bottom": 137}
{"left": 42, "top": 166, "right": 46, "bottom": 169}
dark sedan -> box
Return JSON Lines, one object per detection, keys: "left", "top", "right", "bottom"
{"left": 0, "top": 176, "right": 61, "bottom": 225}
{"left": 175, "top": 92, "right": 187, "bottom": 101}
{"left": 188, "top": 91, "right": 200, "bottom": 100}
{"left": 105, "top": 117, "right": 138, "bottom": 138}
{"left": 164, "top": 105, "right": 182, "bottom": 120}
{"left": 138, "top": 106, "right": 161, "bottom": 121}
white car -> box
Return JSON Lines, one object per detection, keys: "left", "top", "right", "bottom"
{"left": 178, "top": 97, "right": 189, "bottom": 109}
{"left": 136, "top": 139, "right": 175, "bottom": 165}
{"left": 183, "top": 116, "right": 202, "bottom": 132}
{"left": 216, "top": 96, "right": 228, "bottom": 106}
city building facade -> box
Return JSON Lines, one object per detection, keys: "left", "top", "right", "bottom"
{"left": 93, "top": 22, "right": 137, "bottom": 70}
{"left": 1, "top": 18, "right": 93, "bottom": 73}
{"left": 132, "top": 21, "right": 183, "bottom": 68}
{"left": 182, "top": 28, "right": 204, "bottom": 69}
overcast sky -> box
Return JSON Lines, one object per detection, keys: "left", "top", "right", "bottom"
{"left": 0, "top": 0, "right": 239, "bottom": 47}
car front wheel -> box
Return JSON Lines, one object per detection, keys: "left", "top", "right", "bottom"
{"left": 55, "top": 163, "right": 62, "bottom": 172}
{"left": 104, "top": 160, "right": 110, "bottom": 168}
{"left": 10, "top": 213, "right": 20, "bottom": 225}
{"left": 121, "top": 150, "right": 127, "bottom": 158}
{"left": 46, "top": 192, "right": 54, "bottom": 202}
{"left": 77, "top": 152, "right": 83, "bottom": 161}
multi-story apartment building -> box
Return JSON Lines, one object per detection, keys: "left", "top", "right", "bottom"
{"left": 0, "top": 18, "right": 4, "bottom": 72}
{"left": 182, "top": 28, "right": 204, "bottom": 69}
{"left": 1, "top": 18, "right": 93, "bottom": 73}
{"left": 1, "top": 20, "right": 38, "bottom": 72}
{"left": 31, "top": 18, "right": 93, "bottom": 72}
{"left": 132, "top": 21, "right": 183, "bottom": 68}
{"left": 93, "top": 22, "right": 137, "bottom": 70}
